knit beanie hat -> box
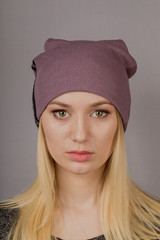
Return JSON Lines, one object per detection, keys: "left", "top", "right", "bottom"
{"left": 31, "top": 38, "right": 137, "bottom": 131}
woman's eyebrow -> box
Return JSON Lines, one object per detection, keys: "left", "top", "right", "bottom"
{"left": 49, "top": 100, "right": 113, "bottom": 108}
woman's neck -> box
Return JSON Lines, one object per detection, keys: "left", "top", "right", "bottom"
{"left": 52, "top": 165, "right": 105, "bottom": 238}
{"left": 55, "top": 165, "right": 105, "bottom": 211}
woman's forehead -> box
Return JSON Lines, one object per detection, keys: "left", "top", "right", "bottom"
{"left": 48, "top": 91, "right": 113, "bottom": 107}
{"left": 52, "top": 91, "right": 111, "bottom": 102}
{"left": 48, "top": 92, "right": 114, "bottom": 109}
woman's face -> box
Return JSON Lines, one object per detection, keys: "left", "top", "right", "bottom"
{"left": 41, "top": 92, "right": 118, "bottom": 175}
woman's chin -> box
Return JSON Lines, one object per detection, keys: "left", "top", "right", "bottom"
{"left": 56, "top": 160, "right": 104, "bottom": 176}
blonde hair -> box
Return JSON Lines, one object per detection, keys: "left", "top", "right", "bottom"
{"left": 0, "top": 109, "right": 160, "bottom": 240}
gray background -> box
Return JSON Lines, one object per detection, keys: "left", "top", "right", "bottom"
{"left": 0, "top": 0, "right": 160, "bottom": 201}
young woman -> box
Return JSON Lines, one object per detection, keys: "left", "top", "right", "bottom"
{"left": 0, "top": 38, "right": 160, "bottom": 240}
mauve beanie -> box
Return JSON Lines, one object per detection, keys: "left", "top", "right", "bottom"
{"left": 31, "top": 38, "right": 137, "bottom": 131}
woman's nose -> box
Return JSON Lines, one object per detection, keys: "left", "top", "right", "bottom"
{"left": 71, "top": 115, "right": 89, "bottom": 143}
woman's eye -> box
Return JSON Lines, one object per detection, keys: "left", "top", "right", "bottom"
{"left": 52, "top": 109, "right": 109, "bottom": 119}
{"left": 92, "top": 110, "right": 109, "bottom": 118}
{"left": 52, "top": 110, "right": 69, "bottom": 119}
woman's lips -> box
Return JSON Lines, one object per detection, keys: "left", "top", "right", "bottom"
{"left": 66, "top": 152, "right": 94, "bottom": 162}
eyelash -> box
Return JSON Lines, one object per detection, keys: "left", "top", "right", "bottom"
{"left": 52, "top": 109, "right": 110, "bottom": 119}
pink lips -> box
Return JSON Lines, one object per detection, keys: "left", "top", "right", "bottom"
{"left": 66, "top": 151, "right": 94, "bottom": 162}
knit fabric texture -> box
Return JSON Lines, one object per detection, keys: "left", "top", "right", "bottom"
{"left": 32, "top": 38, "right": 137, "bottom": 131}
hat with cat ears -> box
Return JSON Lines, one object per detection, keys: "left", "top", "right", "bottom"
{"left": 32, "top": 38, "right": 137, "bottom": 131}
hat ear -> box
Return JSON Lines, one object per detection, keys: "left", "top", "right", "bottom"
{"left": 112, "top": 39, "right": 129, "bottom": 52}
{"left": 44, "top": 38, "right": 69, "bottom": 51}
{"left": 106, "top": 39, "right": 137, "bottom": 78}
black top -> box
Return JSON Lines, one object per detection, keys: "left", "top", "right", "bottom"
{"left": 0, "top": 208, "right": 105, "bottom": 240}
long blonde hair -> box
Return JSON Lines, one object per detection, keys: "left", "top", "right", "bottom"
{"left": 1, "top": 109, "right": 160, "bottom": 240}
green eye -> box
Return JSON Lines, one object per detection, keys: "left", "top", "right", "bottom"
{"left": 96, "top": 111, "right": 103, "bottom": 117}
{"left": 93, "top": 110, "right": 109, "bottom": 118}
{"left": 53, "top": 110, "right": 68, "bottom": 118}
{"left": 58, "top": 111, "right": 66, "bottom": 117}
{"left": 52, "top": 109, "right": 109, "bottom": 119}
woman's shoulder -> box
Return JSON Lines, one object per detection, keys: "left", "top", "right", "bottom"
{"left": 0, "top": 207, "right": 19, "bottom": 240}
